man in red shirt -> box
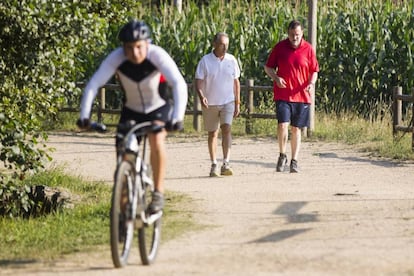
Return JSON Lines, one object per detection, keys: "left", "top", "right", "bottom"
{"left": 264, "top": 20, "right": 319, "bottom": 173}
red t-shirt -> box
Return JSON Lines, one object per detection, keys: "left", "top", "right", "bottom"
{"left": 265, "top": 38, "right": 319, "bottom": 103}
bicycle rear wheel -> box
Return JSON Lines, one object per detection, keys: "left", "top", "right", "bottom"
{"left": 138, "top": 186, "right": 162, "bottom": 265}
{"left": 110, "top": 161, "right": 135, "bottom": 268}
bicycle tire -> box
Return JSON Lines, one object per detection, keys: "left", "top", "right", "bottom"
{"left": 138, "top": 184, "right": 162, "bottom": 265}
{"left": 110, "top": 161, "right": 135, "bottom": 268}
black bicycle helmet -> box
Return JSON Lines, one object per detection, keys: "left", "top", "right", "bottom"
{"left": 118, "top": 20, "right": 151, "bottom": 43}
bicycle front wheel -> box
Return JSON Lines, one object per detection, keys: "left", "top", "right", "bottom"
{"left": 110, "top": 161, "right": 135, "bottom": 268}
{"left": 138, "top": 187, "right": 162, "bottom": 265}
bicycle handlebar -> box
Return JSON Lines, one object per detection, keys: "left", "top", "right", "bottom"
{"left": 87, "top": 120, "right": 164, "bottom": 136}
{"left": 120, "top": 121, "right": 164, "bottom": 139}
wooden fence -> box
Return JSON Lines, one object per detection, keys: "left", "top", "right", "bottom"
{"left": 65, "top": 80, "right": 318, "bottom": 135}
{"left": 64, "top": 84, "right": 413, "bottom": 147}
{"left": 392, "top": 86, "right": 414, "bottom": 151}
{"left": 65, "top": 80, "right": 277, "bottom": 134}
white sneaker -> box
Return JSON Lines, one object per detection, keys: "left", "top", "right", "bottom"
{"left": 220, "top": 163, "right": 233, "bottom": 176}
{"left": 210, "top": 164, "right": 219, "bottom": 177}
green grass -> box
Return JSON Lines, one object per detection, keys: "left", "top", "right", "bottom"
{"left": 0, "top": 168, "right": 200, "bottom": 261}
{"left": 312, "top": 112, "right": 414, "bottom": 160}
{"left": 0, "top": 169, "right": 109, "bottom": 260}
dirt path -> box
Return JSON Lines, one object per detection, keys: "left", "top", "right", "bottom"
{"left": 3, "top": 133, "right": 414, "bottom": 275}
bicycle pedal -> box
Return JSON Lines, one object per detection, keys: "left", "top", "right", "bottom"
{"left": 142, "top": 175, "right": 153, "bottom": 186}
{"left": 146, "top": 211, "right": 163, "bottom": 225}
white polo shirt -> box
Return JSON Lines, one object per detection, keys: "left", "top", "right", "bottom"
{"left": 195, "top": 52, "right": 240, "bottom": 105}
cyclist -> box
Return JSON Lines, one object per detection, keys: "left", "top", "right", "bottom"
{"left": 77, "top": 20, "right": 188, "bottom": 213}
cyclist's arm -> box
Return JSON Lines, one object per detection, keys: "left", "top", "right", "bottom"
{"left": 80, "top": 48, "right": 125, "bottom": 120}
{"left": 148, "top": 45, "right": 188, "bottom": 122}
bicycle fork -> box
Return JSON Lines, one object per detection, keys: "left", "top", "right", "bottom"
{"left": 126, "top": 172, "right": 138, "bottom": 222}
{"left": 135, "top": 160, "right": 162, "bottom": 227}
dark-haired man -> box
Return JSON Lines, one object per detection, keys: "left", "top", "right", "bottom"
{"left": 264, "top": 20, "right": 319, "bottom": 173}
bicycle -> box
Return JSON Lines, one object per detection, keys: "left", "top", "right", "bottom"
{"left": 91, "top": 120, "right": 163, "bottom": 267}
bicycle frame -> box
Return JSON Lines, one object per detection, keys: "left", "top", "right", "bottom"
{"left": 92, "top": 119, "right": 164, "bottom": 267}
{"left": 117, "top": 121, "right": 163, "bottom": 226}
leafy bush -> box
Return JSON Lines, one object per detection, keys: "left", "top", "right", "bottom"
{"left": 1, "top": 1, "right": 103, "bottom": 183}
{"left": 0, "top": 0, "right": 142, "bottom": 214}
{"left": 0, "top": 178, "right": 33, "bottom": 218}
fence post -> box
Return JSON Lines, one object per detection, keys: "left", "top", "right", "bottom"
{"left": 412, "top": 88, "right": 414, "bottom": 151}
{"left": 98, "top": 87, "right": 105, "bottom": 123}
{"left": 193, "top": 81, "right": 202, "bottom": 131}
{"left": 245, "top": 79, "right": 254, "bottom": 134}
{"left": 307, "top": 0, "right": 317, "bottom": 138}
{"left": 392, "top": 86, "right": 402, "bottom": 137}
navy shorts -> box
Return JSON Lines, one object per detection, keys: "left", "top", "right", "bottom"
{"left": 275, "top": 100, "right": 310, "bottom": 128}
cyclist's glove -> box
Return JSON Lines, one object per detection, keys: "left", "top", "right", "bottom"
{"left": 166, "top": 120, "right": 184, "bottom": 132}
{"left": 76, "top": 118, "right": 90, "bottom": 129}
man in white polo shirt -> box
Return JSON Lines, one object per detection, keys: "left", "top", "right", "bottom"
{"left": 195, "top": 32, "right": 241, "bottom": 177}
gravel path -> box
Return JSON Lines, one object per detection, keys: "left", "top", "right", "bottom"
{"left": 3, "top": 132, "right": 414, "bottom": 275}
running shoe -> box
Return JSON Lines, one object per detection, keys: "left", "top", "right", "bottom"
{"left": 220, "top": 162, "right": 233, "bottom": 176}
{"left": 276, "top": 153, "right": 287, "bottom": 172}
{"left": 210, "top": 163, "right": 219, "bottom": 177}
{"left": 148, "top": 191, "right": 164, "bottom": 214}
{"left": 290, "top": 159, "right": 299, "bottom": 173}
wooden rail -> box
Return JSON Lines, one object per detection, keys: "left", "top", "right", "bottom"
{"left": 66, "top": 80, "right": 316, "bottom": 134}
{"left": 66, "top": 84, "right": 413, "bottom": 149}
{"left": 392, "top": 86, "right": 414, "bottom": 151}
{"left": 66, "top": 80, "right": 276, "bottom": 134}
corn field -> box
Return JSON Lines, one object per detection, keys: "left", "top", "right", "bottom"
{"left": 110, "top": 0, "right": 414, "bottom": 118}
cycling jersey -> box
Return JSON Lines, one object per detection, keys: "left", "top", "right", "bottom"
{"left": 80, "top": 44, "right": 188, "bottom": 122}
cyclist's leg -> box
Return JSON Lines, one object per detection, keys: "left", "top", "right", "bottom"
{"left": 116, "top": 107, "right": 142, "bottom": 163}
{"left": 148, "top": 129, "right": 167, "bottom": 194}
{"left": 145, "top": 103, "right": 172, "bottom": 212}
